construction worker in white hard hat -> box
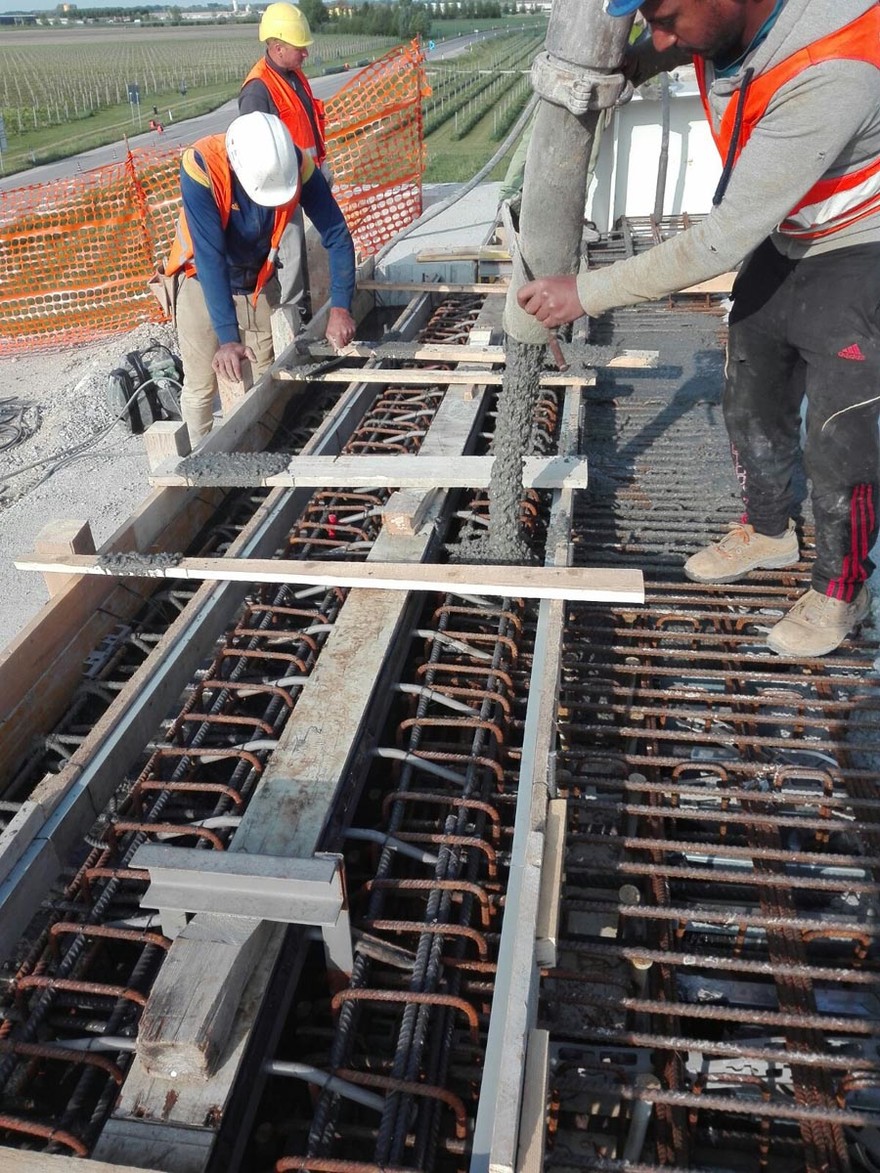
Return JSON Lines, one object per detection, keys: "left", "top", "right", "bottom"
{"left": 164, "top": 111, "right": 355, "bottom": 443}
{"left": 240, "top": 2, "right": 329, "bottom": 320}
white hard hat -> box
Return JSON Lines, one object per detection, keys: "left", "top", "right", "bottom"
{"left": 225, "top": 111, "right": 300, "bottom": 207}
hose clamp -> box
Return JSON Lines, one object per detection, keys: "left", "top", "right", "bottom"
{"left": 530, "top": 52, "right": 633, "bottom": 114}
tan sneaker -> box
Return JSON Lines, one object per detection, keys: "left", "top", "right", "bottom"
{"left": 684, "top": 521, "right": 799, "bottom": 584}
{"left": 767, "top": 587, "right": 871, "bottom": 657}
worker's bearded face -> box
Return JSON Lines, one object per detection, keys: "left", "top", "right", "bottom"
{"left": 639, "top": 0, "right": 748, "bottom": 59}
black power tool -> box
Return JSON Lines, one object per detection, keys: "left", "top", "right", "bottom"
{"left": 106, "top": 342, "right": 183, "bottom": 434}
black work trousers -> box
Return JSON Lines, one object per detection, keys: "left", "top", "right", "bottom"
{"left": 726, "top": 237, "right": 880, "bottom": 601}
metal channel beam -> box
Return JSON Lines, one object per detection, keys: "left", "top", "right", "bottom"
{"left": 470, "top": 379, "right": 585, "bottom": 1173}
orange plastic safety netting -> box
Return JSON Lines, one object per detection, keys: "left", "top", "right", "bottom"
{"left": 326, "top": 38, "right": 428, "bottom": 260}
{"left": 0, "top": 39, "right": 427, "bottom": 355}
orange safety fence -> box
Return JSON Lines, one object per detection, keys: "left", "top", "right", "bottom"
{"left": 0, "top": 39, "right": 428, "bottom": 356}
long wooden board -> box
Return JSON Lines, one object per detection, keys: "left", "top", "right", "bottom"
{"left": 357, "top": 280, "right": 506, "bottom": 295}
{"left": 275, "top": 352, "right": 658, "bottom": 385}
{"left": 15, "top": 554, "right": 645, "bottom": 605}
{"left": 277, "top": 454, "right": 587, "bottom": 490}
{"left": 149, "top": 454, "right": 589, "bottom": 491}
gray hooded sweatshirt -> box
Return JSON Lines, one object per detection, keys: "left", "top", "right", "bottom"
{"left": 575, "top": 0, "right": 880, "bottom": 317}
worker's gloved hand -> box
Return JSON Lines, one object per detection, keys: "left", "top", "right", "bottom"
{"left": 517, "top": 276, "right": 585, "bottom": 330}
{"left": 212, "top": 341, "right": 256, "bottom": 382}
{"left": 325, "top": 307, "right": 356, "bottom": 351}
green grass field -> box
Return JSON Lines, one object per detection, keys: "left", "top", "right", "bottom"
{"left": 0, "top": 22, "right": 540, "bottom": 186}
{"left": 0, "top": 26, "right": 395, "bottom": 176}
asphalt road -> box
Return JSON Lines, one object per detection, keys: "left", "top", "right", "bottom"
{"left": 0, "top": 30, "right": 516, "bottom": 193}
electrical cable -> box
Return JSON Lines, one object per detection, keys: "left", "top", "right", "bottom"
{"left": 0, "top": 372, "right": 182, "bottom": 495}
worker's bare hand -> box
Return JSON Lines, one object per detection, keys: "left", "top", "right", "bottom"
{"left": 517, "top": 276, "right": 585, "bottom": 329}
{"left": 212, "top": 342, "right": 256, "bottom": 382}
{"left": 325, "top": 307, "right": 356, "bottom": 351}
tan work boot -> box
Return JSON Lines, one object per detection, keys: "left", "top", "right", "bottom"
{"left": 767, "top": 587, "right": 871, "bottom": 657}
{"left": 684, "top": 521, "right": 799, "bottom": 584}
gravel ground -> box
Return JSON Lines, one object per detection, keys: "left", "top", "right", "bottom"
{"left": 0, "top": 320, "right": 180, "bottom": 652}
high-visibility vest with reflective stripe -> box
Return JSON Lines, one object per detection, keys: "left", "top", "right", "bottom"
{"left": 695, "top": 7, "right": 880, "bottom": 240}
{"left": 165, "top": 133, "right": 299, "bottom": 301}
{"left": 242, "top": 58, "right": 326, "bottom": 165}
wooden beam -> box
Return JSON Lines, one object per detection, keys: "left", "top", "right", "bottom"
{"left": 142, "top": 420, "right": 190, "bottom": 472}
{"left": 33, "top": 519, "right": 95, "bottom": 597}
{"left": 15, "top": 553, "right": 645, "bottom": 604}
{"left": 515, "top": 1030, "right": 551, "bottom": 1173}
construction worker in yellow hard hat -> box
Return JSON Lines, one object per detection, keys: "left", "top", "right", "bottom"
{"left": 165, "top": 112, "right": 355, "bottom": 443}
{"left": 240, "top": 2, "right": 329, "bottom": 320}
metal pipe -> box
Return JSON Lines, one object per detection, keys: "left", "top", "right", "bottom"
{"left": 503, "top": 0, "right": 634, "bottom": 345}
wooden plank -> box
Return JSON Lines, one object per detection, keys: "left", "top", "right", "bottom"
{"left": 279, "top": 454, "right": 588, "bottom": 490}
{"left": 275, "top": 354, "right": 656, "bottom": 386}
{"left": 216, "top": 358, "right": 253, "bottom": 416}
{"left": 416, "top": 245, "right": 511, "bottom": 263}
{"left": 358, "top": 279, "right": 506, "bottom": 294}
{"left": 289, "top": 341, "right": 505, "bottom": 365}
{"left": 33, "top": 518, "right": 95, "bottom": 597}
{"left": 149, "top": 453, "right": 589, "bottom": 491}
{"left": 535, "top": 798, "right": 567, "bottom": 968}
{"left": 0, "top": 486, "right": 220, "bottom": 786}
{"left": 0, "top": 1151, "right": 167, "bottom": 1172}
{"left": 515, "top": 1030, "right": 550, "bottom": 1173}
{"left": 16, "top": 554, "right": 646, "bottom": 605}
{"left": 143, "top": 420, "right": 190, "bottom": 472}
{"left": 104, "top": 533, "right": 447, "bottom": 1151}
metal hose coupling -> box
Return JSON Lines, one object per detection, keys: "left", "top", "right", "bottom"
{"left": 530, "top": 51, "right": 633, "bottom": 115}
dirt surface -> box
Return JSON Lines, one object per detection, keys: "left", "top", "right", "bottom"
{"left": 0, "top": 320, "right": 180, "bottom": 652}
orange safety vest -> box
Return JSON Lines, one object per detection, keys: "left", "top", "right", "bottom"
{"left": 242, "top": 57, "right": 326, "bottom": 165}
{"left": 695, "top": 6, "right": 880, "bottom": 240}
{"left": 165, "top": 133, "right": 299, "bottom": 302}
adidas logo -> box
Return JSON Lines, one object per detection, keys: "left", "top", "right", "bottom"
{"left": 838, "top": 343, "right": 867, "bottom": 361}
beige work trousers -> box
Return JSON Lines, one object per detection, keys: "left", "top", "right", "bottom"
{"left": 176, "top": 273, "right": 279, "bottom": 443}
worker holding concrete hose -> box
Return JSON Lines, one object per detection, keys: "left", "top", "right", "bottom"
{"left": 239, "top": 2, "right": 328, "bottom": 322}
{"left": 165, "top": 111, "right": 355, "bottom": 443}
{"left": 518, "top": 0, "right": 880, "bottom": 658}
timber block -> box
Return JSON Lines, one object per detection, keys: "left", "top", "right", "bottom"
{"left": 34, "top": 518, "right": 95, "bottom": 597}
{"left": 143, "top": 421, "right": 190, "bottom": 472}
{"left": 216, "top": 359, "right": 253, "bottom": 415}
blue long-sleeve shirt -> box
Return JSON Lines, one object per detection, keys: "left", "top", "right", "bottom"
{"left": 180, "top": 144, "right": 355, "bottom": 345}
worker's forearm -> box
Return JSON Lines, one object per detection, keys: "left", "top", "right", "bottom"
{"left": 300, "top": 170, "right": 356, "bottom": 308}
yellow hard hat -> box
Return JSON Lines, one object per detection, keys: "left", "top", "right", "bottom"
{"left": 259, "top": 2, "right": 313, "bottom": 47}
